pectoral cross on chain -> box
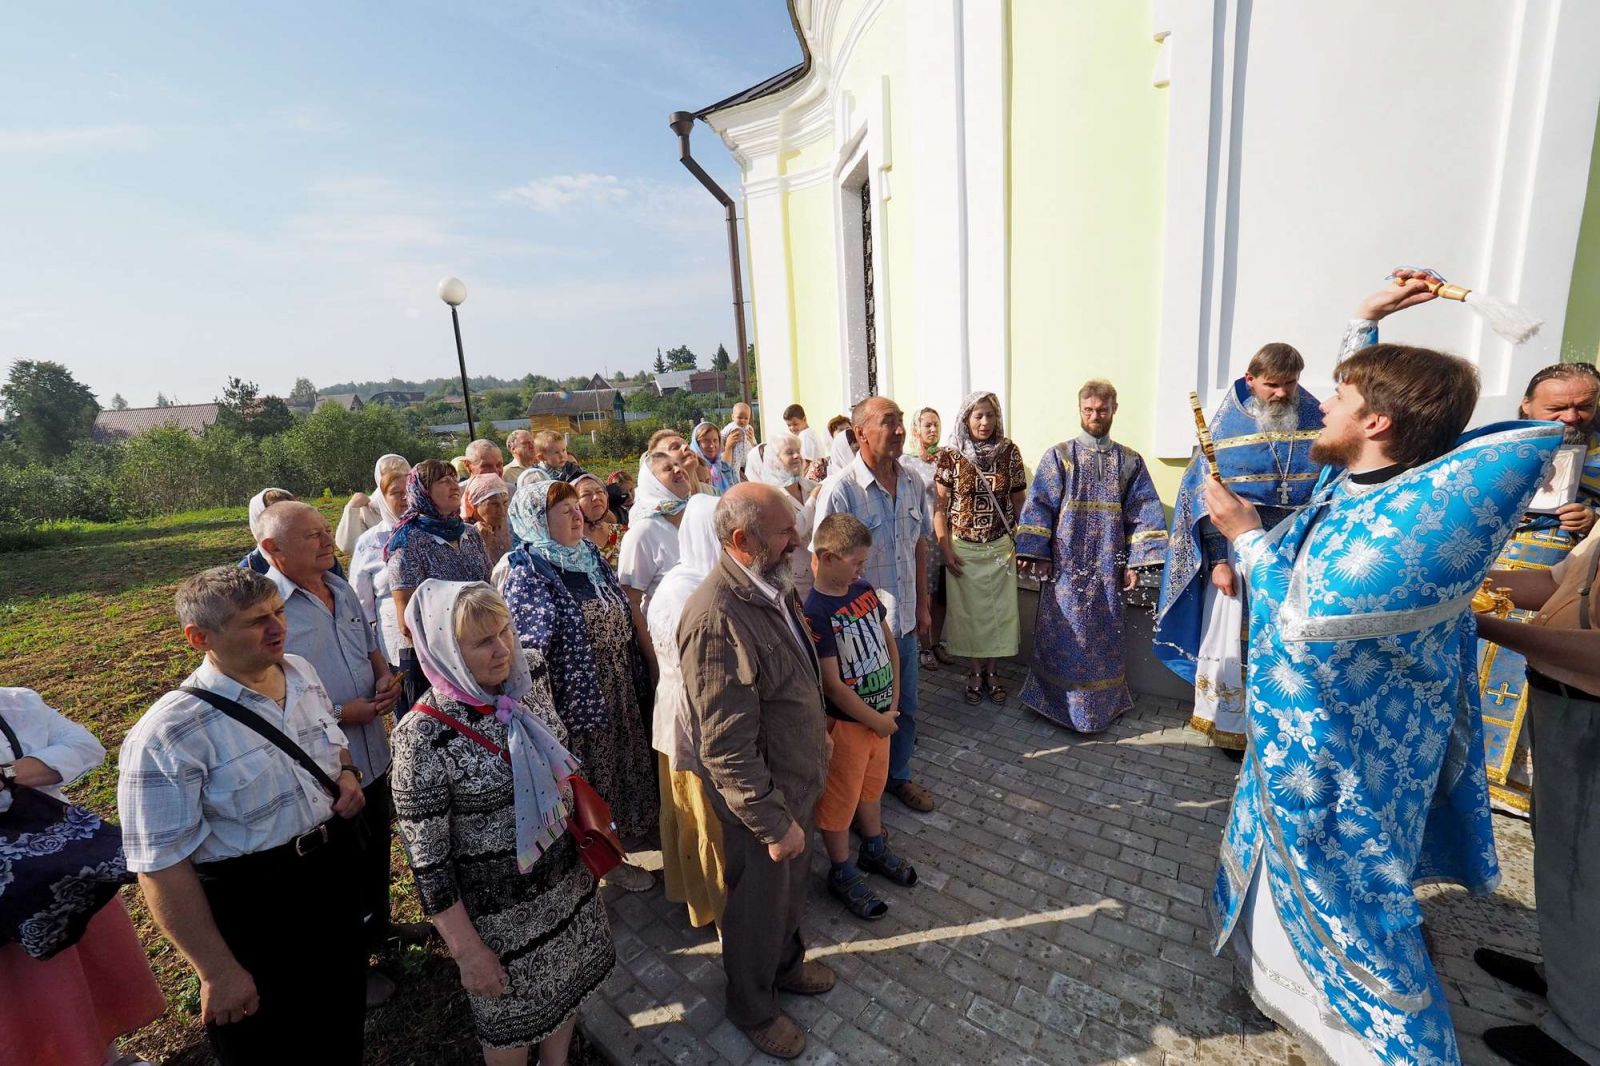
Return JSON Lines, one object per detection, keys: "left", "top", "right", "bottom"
{"left": 1277, "top": 481, "right": 1292, "bottom": 506}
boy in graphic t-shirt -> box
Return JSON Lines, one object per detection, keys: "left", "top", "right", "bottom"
{"left": 803, "top": 513, "right": 919, "bottom": 921}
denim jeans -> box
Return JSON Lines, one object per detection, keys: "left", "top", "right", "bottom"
{"left": 889, "top": 629, "right": 920, "bottom": 786}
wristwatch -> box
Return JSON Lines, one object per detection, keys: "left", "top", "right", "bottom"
{"left": 339, "top": 764, "right": 363, "bottom": 783}
{"left": 332, "top": 703, "right": 343, "bottom": 723}
{"left": 0, "top": 764, "right": 15, "bottom": 790}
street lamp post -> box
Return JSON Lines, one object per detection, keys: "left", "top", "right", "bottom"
{"left": 438, "top": 276, "right": 476, "bottom": 440}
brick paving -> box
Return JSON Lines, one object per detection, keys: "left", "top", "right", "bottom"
{"left": 586, "top": 660, "right": 1540, "bottom": 1065}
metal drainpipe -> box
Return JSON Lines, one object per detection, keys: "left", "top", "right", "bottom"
{"left": 669, "top": 111, "right": 751, "bottom": 410}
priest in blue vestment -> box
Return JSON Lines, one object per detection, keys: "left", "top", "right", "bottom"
{"left": 1345, "top": 293, "right": 1600, "bottom": 815}
{"left": 1153, "top": 342, "right": 1323, "bottom": 752}
{"left": 1202, "top": 318, "right": 1563, "bottom": 1065}
{"left": 1015, "top": 379, "right": 1167, "bottom": 733}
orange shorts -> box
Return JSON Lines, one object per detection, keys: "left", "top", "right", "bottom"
{"left": 813, "top": 718, "right": 890, "bottom": 832}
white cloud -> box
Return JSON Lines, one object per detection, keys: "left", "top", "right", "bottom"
{"left": 498, "top": 173, "right": 633, "bottom": 212}
{"left": 0, "top": 123, "right": 153, "bottom": 153}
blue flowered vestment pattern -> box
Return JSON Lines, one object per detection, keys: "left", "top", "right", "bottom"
{"left": 1154, "top": 378, "right": 1324, "bottom": 683}
{"left": 1210, "top": 420, "right": 1563, "bottom": 1066}
{"left": 1015, "top": 439, "right": 1168, "bottom": 732}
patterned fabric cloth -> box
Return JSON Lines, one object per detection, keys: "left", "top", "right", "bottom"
{"left": 1210, "top": 419, "right": 1563, "bottom": 1066}
{"left": 404, "top": 579, "right": 579, "bottom": 872}
{"left": 501, "top": 548, "right": 658, "bottom": 840}
{"left": 385, "top": 525, "right": 491, "bottom": 599}
{"left": 1014, "top": 435, "right": 1167, "bottom": 732}
{"left": 933, "top": 440, "right": 1026, "bottom": 543}
{"left": 390, "top": 680, "right": 615, "bottom": 1049}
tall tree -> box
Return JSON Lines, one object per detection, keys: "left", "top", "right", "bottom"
{"left": 711, "top": 343, "right": 731, "bottom": 373}
{"left": 653, "top": 348, "right": 668, "bottom": 375}
{"left": 111, "top": 392, "right": 129, "bottom": 410}
{"left": 288, "top": 377, "right": 318, "bottom": 408}
{"left": 664, "top": 344, "right": 697, "bottom": 371}
{"left": 155, "top": 392, "right": 172, "bottom": 407}
{"left": 215, "top": 376, "right": 294, "bottom": 438}
{"left": 0, "top": 360, "right": 100, "bottom": 460}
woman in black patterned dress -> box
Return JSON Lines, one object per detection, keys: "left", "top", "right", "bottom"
{"left": 391, "top": 579, "right": 614, "bottom": 1065}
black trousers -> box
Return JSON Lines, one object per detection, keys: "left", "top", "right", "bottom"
{"left": 196, "top": 821, "right": 367, "bottom": 1065}
{"left": 360, "top": 773, "right": 394, "bottom": 949}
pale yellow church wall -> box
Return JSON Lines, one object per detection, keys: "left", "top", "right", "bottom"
{"left": 782, "top": 183, "right": 844, "bottom": 421}
{"left": 1006, "top": 1, "right": 1182, "bottom": 499}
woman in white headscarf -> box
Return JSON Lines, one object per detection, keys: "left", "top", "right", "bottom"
{"left": 615, "top": 450, "right": 693, "bottom": 614}
{"left": 829, "top": 424, "right": 858, "bottom": 473}
{"left": 391, "top": 580, "right": 615, "bottom": 1066}
{"left": 754, "top": 433, "right": 821, "bottom": 600}
{"left": 336, "top": 454, "right": 409, "bottom": 556}
{"left": 349, "top": 460, "right": 413, "bottom": 670}
{"left": 644, "top": 496, "right": 728, "bottom": 928}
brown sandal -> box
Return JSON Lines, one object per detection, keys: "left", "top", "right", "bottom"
{"left": 986, "top": 671, "right": 1008, "bottom": 705}
{"left": 742, "top": 1012, "right": 807, "bottom": 1059}
{"left": 778, "top": 960, "right": 837, "bottom": 995}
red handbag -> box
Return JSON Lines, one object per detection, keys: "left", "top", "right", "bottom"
{"left": 409, "top": 703, "right": 625, "bottom": 878}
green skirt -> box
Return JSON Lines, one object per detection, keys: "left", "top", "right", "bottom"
{"left": 943, "top": 535, "right": 1019, "bottom": 659}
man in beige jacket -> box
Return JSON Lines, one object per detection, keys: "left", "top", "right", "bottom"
{"left": 679, "top": 483, "right": 834, "bottom": 1060}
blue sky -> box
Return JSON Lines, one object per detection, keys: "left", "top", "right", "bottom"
{"left": 0, "top": 2, "right": 801, "bottom": 406}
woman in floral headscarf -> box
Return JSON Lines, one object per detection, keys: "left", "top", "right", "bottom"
{"left": 690, "top": 421, "right": 737, "bottom": 495}
{"left": 501, "top": 480, "right": 659, "bottom": 892}
{"left": 385, "top": 459, "right": 494, "bottom": 701}
{"left": 934, "top": 391, "right": 1026, "bottom": 705}
{"left": 391, "top": 580, "right": 614, "bottom": 1065}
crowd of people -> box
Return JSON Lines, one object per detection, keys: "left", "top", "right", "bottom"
{"left": 2, "top": 273, "right": 1597, "bottom": 1066}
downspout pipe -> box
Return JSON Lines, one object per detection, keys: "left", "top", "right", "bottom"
{"left": 670, "top": 111, "right": 751, "bottom": 410}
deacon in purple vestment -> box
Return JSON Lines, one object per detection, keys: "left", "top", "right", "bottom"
{"left": 1016, "top": 381, "right": 1167, "bottom": 732}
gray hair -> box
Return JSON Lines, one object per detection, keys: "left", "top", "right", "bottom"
{"left": 506, "top": 429, "right": 532, "bottom": 449}
{"left": 714, "top": 492, "right": 768, "bottom": 547}
{"left": 177, "top": 566, "right": 277, "bottom": 634}
{"left": 257, "top": 500, "right": 319, "bottom": 551}
{"left": 465, "top": 438, "right": 502, "bottom": 461}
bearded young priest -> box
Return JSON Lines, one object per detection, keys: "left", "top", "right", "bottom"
{"left": 1201, "top": 321, "right": 1563, "bottom": 1065}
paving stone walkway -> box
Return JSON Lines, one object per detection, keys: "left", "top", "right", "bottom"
{"left": 586, "top": 659, "right": 1540, "bottom": 1066}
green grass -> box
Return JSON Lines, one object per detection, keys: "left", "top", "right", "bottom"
{"left": 0, "top": 500, "right": 603, "bottom": 1065}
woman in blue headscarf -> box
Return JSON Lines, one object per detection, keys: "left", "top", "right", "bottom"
{"left": 690, "top": 421, "right": 737, "bottom": 495}
{"left": 501, "top": 479, "right": 659, "bottom": 892}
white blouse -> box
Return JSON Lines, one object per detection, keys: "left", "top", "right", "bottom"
{"left": 0, "top": 688, "right": 106, "bottom": 811}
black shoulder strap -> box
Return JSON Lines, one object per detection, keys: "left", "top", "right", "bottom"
{"left": 180, "top": 686, "right": 340, "bottom": 799}
{"left": 0, "top": 713, "right": 21, "bottom": 759}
